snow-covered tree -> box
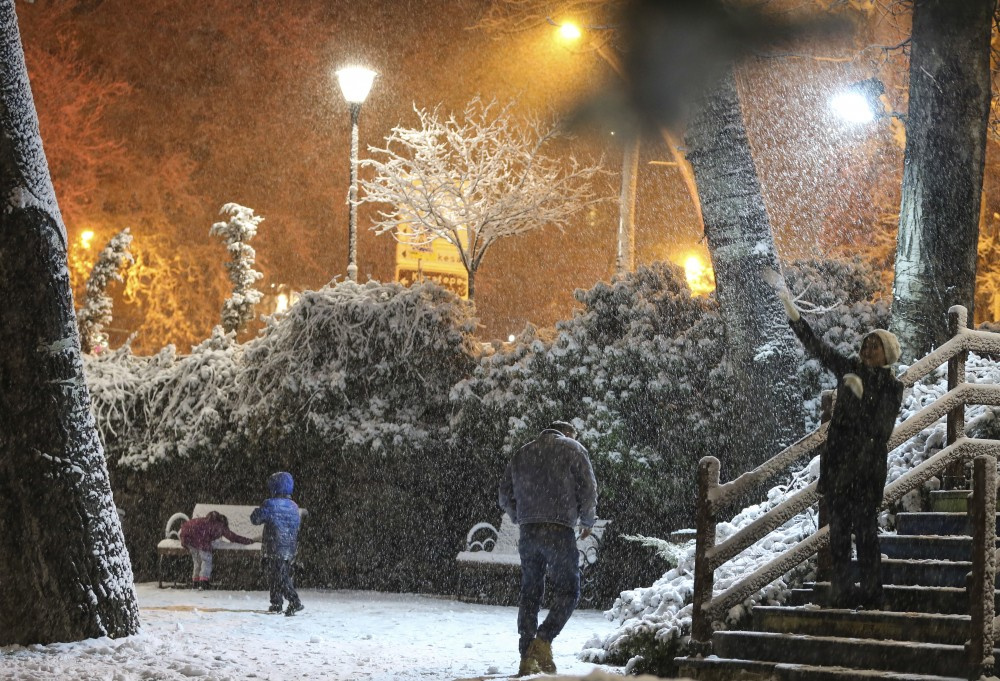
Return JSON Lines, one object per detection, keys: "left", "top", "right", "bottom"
{"left": 0, "top": 0, "right": 138, "bottom": 644}
{"left": 210, "top": 203, "right": 264, "bottom": 334}
{"left": 358, "top": 97, "right": 607, "bottom": 299}
{"left": 685, "top": 70, "right": 804, "bottom": 471}
{"left": 77, "top": 227, "right": 133, "bottom": 354}
{"left": 891, "top": 0, "right": 992, "bottom": 361}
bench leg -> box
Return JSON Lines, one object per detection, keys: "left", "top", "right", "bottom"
{"left": 158, "top": 553, "right": 164, "bottom": 589}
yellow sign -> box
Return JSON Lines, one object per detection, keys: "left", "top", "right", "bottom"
{"left": 394, "top": 224, "right": 469, "bottom": 299}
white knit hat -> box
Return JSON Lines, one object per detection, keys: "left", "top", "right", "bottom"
{"left": 866, "top": 329, "right": 901, "bottom": 366}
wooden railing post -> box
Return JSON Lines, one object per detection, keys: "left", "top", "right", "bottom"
{"left": 945, "top": 306, "right": 969, "bottom": 489}
{"left": 691, "top": 456, "right": 720, "bottom": 654}
{"left": 966, "top": 453, "right": 996, "bottom": 680}
{"left": 817, "top": 390, "right": 835, "bottom": 583}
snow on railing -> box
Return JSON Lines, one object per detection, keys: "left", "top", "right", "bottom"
{"left": 689, "top": 306, "right": 1000, "bottom": 674}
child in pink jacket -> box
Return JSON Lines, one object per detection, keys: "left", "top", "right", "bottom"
{"left": 179, "top": 511, "right": 253, "bottom": 588}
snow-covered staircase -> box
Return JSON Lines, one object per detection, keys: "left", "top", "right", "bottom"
{"left": 676, "top": 507, "right": 1000, "bottom": 681}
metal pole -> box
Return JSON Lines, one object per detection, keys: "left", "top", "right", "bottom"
{"left": 347, "top": 101, "right": 361, "bottom": 282}
{"left": 616, "top": 137, "right": 639, "bottom": 275}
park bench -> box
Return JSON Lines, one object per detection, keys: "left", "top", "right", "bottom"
{"left": 156, "top": 503, "right": 306, "bottom": 588}
{"left": 455, "top": 514, "right": 610, "bottom": 605}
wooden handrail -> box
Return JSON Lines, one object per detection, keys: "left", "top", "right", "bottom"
{"left": 711, "top": 426, "right": 827, "bottom": 512}
{"left": 690, "top": 305, "right": 1000, "bottom": 667}
{"left": 707, "top": 483, "right": 820, "bottom": 569}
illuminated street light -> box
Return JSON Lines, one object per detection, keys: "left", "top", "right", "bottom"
{"left": 831, "top": 92, "right": 875, "bottom": 123}
{"left": 551, "top": 20, "right": 638, "bottom": 274}
{"left": 558, "top": 21, "right": 582, "bottom": 41}
{"left": 831, "top": 78, "right": 886, "bottom": 125}
{"left": 335, "top": 65, "right": 377, "bottom": 282}
{"left": 80, "top": 230, "right": 95, "bottom": 249}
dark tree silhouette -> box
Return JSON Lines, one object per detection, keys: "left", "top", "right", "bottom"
{"left": 891, "top": 0, "right": 995, "bottom": 361}
{"left": 0, "top": 0, "right": 139, "bottom": 645}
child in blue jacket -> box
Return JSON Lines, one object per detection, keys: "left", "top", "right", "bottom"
{"left": 251, "top": 471, "right": 303, "bottom": 615}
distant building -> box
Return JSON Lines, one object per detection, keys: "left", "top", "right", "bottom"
{"left": 393, "top": 223, "right": 469, "bottom": 299}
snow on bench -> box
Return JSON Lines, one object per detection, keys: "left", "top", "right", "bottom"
{"left": 156, "top": 503, "right": 306, "bottom": 587}
{"left": 456, "top": 514, "right": 610, "bottom": 569}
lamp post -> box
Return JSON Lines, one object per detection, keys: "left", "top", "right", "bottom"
{"left": 335, "top": 65, "right": 377, "bottom": 282}
{"left": 555, "top": 20, "right": 638, "bottom": 275}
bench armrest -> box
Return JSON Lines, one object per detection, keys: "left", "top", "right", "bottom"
{"left": 164, "top": 512, "right": 189, "bottom": 540}
{"left": 465, "top": 521, "right": 500, "bottom": 552}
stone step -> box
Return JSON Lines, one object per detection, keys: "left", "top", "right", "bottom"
{"left": 798, "top": 559, "right": 977, "bottom": 588}
{"left": 675, "top": 656, "right": 776, "bottom": 681}
{"left": 752, "top": 606, "right": 969, "bottom": 644}
{"left": 791, "top": 582, "right": 1000, "bottom": 614}
{"left": 895, "top": 512, "right": 998, "bottom": 536}
{"left": 876, "top": 558, "right": 972, "bottom": 588}
{"left": 712, "top": 631, "right": 973, "bottom": 678}
{"left": 929, "top": 490, "right": 972, "bottom": 513}
{"left": 676, "top": 656, "right": 965, "bottom": 681}
{"left": 879, "top": 535, "right": 983, "bottom": 561}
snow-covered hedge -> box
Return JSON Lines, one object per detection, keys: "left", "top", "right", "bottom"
{"left": 87, "top": 280, "right": 478, "bottom": 468}
{"left": 84, "top": 257, "right": 896, "bottom": 604}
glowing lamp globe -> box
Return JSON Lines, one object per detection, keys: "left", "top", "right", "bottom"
{"left": 336, "top": 66, "right": 377, "bottom": 104}
{"left": 830, "top": 91, "right": 875, "bottom": 124}
{"left": 558, "top": 21, "right": 582, "bottom": 41}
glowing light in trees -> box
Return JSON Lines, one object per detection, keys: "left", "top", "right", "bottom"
{"left": 684, "top": 254, "right": 715, "bottom": 296}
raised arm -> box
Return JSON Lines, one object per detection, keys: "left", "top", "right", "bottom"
{"left": 789, "top": 316, "right": 857, "bottom": 380}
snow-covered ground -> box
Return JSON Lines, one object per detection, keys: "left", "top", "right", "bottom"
{"left": 0, "top": 583, "right": 626, "bottom": 681}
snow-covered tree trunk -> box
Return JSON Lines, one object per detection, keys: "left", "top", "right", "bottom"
{"left": 77, "top": 227, "right": 133, "bottom": 354}
{"left": 684, "top": 70, "right": 803, "bottom": 471}
{"left": 0, "top": 1, "right": 139, "bottom": 644}
{"left": 890, "top": 0, "right": 993, "bottom": 363}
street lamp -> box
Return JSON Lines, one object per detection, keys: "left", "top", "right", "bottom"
{"left": 553, "top": 19, "right": 638, "bottom": 274}
{"left": 830, "top": 78, "right": 887, "bottom": 124}
{"left": 335, "top": 65, "right": 377, "bottom": 282}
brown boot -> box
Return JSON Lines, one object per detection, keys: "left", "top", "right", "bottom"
{"left": 516, "top": 653, "right": 540, "bottom": 677}
{"left": 526, "top": 638, "right": 555, "bottom": 674}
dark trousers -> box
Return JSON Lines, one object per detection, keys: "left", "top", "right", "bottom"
{"left": 265, "top": 556, "right": 300, "bottom": 608}
{"left": 828, "top": 492, "right": 882, "bottom": 607}
{"left": 517, "top": 523, "right": 580, "bottom": 657}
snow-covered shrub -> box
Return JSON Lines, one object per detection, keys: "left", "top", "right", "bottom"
{"left": 449, "top": 263, "right": 736, "bottom": 599}
{"left": 210, "top": 203, "right": 264, "bottom": 334}
{"left": 86, "top": 279, "right": 483, "bottom": 591}
{"left": 77, "top": 228, "right": 133, "bottom": 354}
{"left": 86, "top": 327, "right": 241, "bottom": 469}
{"left": 233, "top": 279, "right": 478, "bottom": 456}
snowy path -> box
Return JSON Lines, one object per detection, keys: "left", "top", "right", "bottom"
{"left": 0, "top": 583, "right": 623, "bottom": 680}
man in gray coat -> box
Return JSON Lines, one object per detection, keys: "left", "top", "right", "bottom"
{"left": 499, "top": 420, "right": 598, "bottom": 677}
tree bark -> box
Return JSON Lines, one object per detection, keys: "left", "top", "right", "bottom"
{"left": 0, "top": 0, "right": 139, "bottom": 644}
{"left": 685, "top": 70, "right": 804, "bottom": 472}
{"left": 891, "top": 0, "right": 994, "bottom": 362}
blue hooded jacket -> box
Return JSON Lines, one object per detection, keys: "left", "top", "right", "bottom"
{"left": 250, "top": 472, "right": 301, "bottom": 560}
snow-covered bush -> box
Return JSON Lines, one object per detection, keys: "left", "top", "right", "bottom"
{"left": 232, "top": 279, "right": 478, "bottom": 456}
{"left": 77, "top": 227, "right": 133, "bottom": 354}
{"left": 86, "top": 279, "right": 482, "bottom": 591}
{"left": 210, "top": 203, "right": 264, "bottom": 334}
{"left": 451, "top": 263, "right": 728, "bottom": 531}
{"left": 785, "top": 257, "right": 891, "bottom": 426}
{"left": 86, "top": 327, "right": 241, "bottom": 469}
